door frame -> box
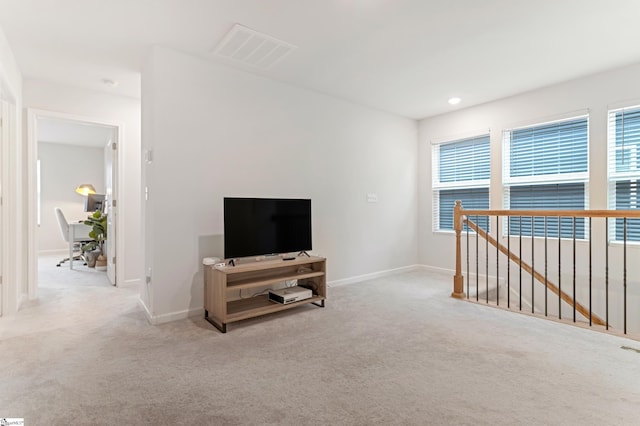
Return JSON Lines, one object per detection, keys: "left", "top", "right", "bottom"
{"left": 26, "top": 108, "right": 125, "bottom": 299}
{"left": 0, "top": 78, "right": 19, "bottom": 317}
{"left": 104, "top": 136, "right": 118, "bottom": 284}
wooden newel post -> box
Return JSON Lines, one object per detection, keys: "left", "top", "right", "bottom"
{"left": 452, "top": 200, "right": 465, "bottom": 299}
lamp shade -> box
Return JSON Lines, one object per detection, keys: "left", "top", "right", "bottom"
{"left": 75, "top": 184, "right": 96, "bottom": 196}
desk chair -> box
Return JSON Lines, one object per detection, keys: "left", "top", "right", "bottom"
{"left": 54, "top": 207, "right": 93, "bottom": 269}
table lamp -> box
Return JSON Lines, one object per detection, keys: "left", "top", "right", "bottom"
{"left": 75, "top": 184, "right": 96, "bottom": 196}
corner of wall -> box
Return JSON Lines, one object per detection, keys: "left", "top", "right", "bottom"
{"left": 137, "top": 296, "right": 202, "bottom": 326}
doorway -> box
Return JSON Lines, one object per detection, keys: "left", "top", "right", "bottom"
{"left": 27, "top": 109, "right": 124, "bottom": 299}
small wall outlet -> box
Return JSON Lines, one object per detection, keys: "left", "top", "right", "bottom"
{"left": 367, "top": 193, "right": 378, "bottom": 203}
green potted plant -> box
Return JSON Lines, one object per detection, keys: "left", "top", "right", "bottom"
{"left": 82, "top": 210, "right": 107, "bottom": 269}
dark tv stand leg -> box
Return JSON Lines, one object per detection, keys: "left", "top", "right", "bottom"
{"left": 297, "top": 251, "right": 311, "bottom": 257}
{"left": 312, "top": 300, "right": 325, "bottom": 308}
{"left": 204, "top": 309, "right": 227, "bottom": 333}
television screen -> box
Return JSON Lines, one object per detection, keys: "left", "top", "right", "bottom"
{"left": 224, "top": 197, "right": 312, "bottom": 259}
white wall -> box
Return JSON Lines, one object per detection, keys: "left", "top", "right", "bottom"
{"left": 23, "top": 79, "right": 141, "bottom": 285}
{"left": 141, "top": 46, "right": 418, "bottom": 322}
{"left": 37, "top": 142, "right": 105, "bottom": 252}
{"left": 419, "top": 62, "right": 640, "bottom": 271}
{"left": 0, "top": 25, "right": 21, "bottom": 102}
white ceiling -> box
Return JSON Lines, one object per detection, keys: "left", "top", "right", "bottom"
{"left": 38, "top": 117, "right": 114, "bottom": 147}
{"left": 2, "top": 0, "right": 640, "bottom": 119}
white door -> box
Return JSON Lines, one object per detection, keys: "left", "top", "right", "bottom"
{"left": 104, "top": 132, "right": 117, "bottom": 285}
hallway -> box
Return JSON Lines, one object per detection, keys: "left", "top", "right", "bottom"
{"left": 0, "top": 254, "right": 130, "bottom": 340}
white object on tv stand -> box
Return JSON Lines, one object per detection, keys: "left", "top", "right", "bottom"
{"left": 203, "top": 256, "right": 327, "bottom": 333}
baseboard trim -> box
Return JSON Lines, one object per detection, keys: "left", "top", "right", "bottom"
{"left": 138, "top": 298, "right": 203, "bottom": 325}
{"left": 419, "top": 265, "right": 454, "bottom": 277}
{"left": 138, "top": 297, "right": 153, "bottom": 323}
{"left": 328, "top": 264, "right": 422, "bottom": 287}
{"left": 121, "top": 278, "right": 141, "bottom": 288}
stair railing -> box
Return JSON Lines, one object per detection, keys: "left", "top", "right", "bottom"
{"left": 452, "top": 200, "right": 640, "bottom": 336}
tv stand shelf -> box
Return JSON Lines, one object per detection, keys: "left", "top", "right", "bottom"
{"left": 227, "top": 270, "right": 325, "bottom": 290}
{"left": 204, "top": 256, "right": 326, "bottom": 333}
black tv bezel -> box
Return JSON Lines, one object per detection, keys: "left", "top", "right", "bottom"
{"left": 223, "top": 197, "right": 312, "bottom": 260}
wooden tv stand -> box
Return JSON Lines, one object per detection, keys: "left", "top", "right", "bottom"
{"left": 204, "top": 256, "right": 326, "bottom": 333}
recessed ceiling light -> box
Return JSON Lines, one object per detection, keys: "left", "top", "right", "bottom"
{"left": 102, "top": 78, "right": 118, "bottom": 88}
{"left": 448, "top": 97, "right": 461, "bottom": 105}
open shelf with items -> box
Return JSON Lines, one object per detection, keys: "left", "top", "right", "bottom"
{"left": 204, "top": 256, "right": 326, "bottom": 333}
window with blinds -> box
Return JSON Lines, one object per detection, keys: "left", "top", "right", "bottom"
{"left": 432, "top": 135, "right": 490, "bottom": 231}
{"left": 503, "top": 116, "right": 589, "bottom": 238}
{"left": 608, "top": 105, "right": 640, "bottom": 241}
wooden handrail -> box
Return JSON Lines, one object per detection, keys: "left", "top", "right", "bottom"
{"left": 459, "top": 208, "right": 640, "bottom": 218}
{"left": 464, "top": 217, "right": 606, "bottom": 326}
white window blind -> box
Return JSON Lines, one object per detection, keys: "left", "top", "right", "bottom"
{"left": 503, "top": 116, "right": 589, "bottom": 238}
{"left": 433, "top": 135, "right": 490, "bottom": 231}
{"left": 607, "top": 105, "right": 640, "bottom": 241}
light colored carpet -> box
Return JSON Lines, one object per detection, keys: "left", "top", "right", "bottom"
{"left": 1, "top": 259, "right": 640, "bottom": 425}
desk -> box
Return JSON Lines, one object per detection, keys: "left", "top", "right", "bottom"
{"left": 68, "top": 222, "right": 91, "bottom": 269}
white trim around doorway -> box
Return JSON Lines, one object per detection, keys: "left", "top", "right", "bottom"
{"left": 26, "top": 108, "right": 126, "bottom": 301}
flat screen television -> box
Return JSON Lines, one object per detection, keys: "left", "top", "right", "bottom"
{"left": 224, "top": 197, "right": 312, "bottom": 259}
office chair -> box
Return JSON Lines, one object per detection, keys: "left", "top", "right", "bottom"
{"left": 54, "top": 207, "right": 93, "bottom": 268}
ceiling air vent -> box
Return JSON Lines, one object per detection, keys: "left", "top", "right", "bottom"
{"left": 213, "top": 23, "right": 296, "bottom": 70}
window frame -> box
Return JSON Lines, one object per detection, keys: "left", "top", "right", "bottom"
{"left": 502, "top": 115, "right": 590, "bottom": 239}
{"left": 607, "top": 104, "right": 640, "bottom": 242}
{"left": 432, "top": 133, "right": 491, "bottom": 232}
